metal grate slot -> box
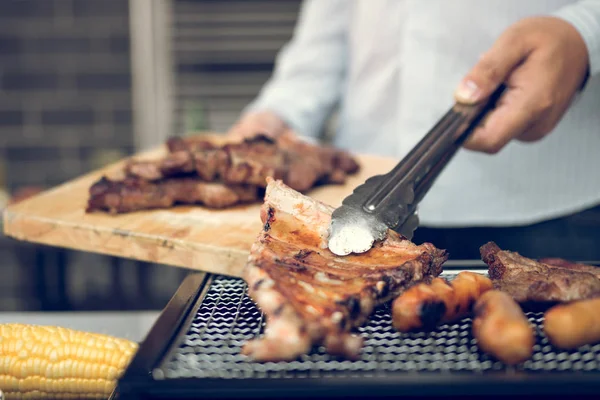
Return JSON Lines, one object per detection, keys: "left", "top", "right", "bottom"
{"left": 155, "top": 274, "right": 600, "bottom": 380}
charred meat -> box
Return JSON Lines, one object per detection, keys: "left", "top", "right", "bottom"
{"left": 472, "top": 290, "right": 535, "bottom": 365}
{"left": 88, "top": 133, "right": 360, "bottom": 214}
{"left": 391, "top": 271, "right": 493, "bottom": 332}
{"left": 126, "top": 133, "right": 360, "bottom": 192}
{"left": 241, "top": 178, "right": 447, "bottom": 361}
{"left": 86, "top": 176, "right": 259, "bottom": 214}
{"left": 480, "top": 241, "right": 600, "bottom": 303}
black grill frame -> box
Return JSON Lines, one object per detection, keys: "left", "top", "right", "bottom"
{"left": 115, "top": 267, "right": 600, "bottom": 399}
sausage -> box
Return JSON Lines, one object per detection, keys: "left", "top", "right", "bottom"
{"left": 472, "top": 290, "right": 535, "bottom": 365}
{"left": 392, "top": 280, "right": 446, "bottom": 332}
{"left": 445, "top": 271, "right": 494, "bottom": 317}
{"left": 392, "top": 271, "right": 493, "bottom": 332}
{"left": 544, "top": 297, "right": 600, "bottom": 349}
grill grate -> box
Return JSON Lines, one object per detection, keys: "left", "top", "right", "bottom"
{"left": 155, "top": 274, "right": 600, "bottom": 380}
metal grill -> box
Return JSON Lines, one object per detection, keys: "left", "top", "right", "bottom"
{"left": 154, "top": 274, "right": 600, "bottom": 380}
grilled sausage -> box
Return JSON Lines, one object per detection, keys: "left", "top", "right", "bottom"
{"left": 472, "top": 290, "right": 535, "bottom": 365}
{"left": 392, "top": 271, "right": 493, "bottom": 332}
{"left": 544, "top": 297, "right": 600, "bottom": 349}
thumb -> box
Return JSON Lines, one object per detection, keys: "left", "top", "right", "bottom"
{"left": 455, "top": 29, "right": 530, "bottom": 104}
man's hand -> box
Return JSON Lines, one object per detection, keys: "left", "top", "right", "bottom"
{"left": 454, "top": 16, "right": 590, "bottom": 154}
{"left": 227, "top": 110, "right": 292, "bottom": 140}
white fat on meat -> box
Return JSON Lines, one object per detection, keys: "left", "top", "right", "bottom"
{"left": 264, "top": 177, "right": 333, "bottom": 248}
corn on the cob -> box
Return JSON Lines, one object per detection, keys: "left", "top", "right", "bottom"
{"left": 0, "top": 323, "right": 138, "bottom": 400}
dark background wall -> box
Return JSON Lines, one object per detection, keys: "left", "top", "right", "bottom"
{"left": 0, "top": 0, "right": 135, "bottom": 192}
{"left": 0, "top": 0, "right": 301, "bottom": 312}
{"left": 0, "top": 0, "right": 142, "bottom": 312}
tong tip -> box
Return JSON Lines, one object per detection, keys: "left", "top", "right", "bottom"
{"left": 328, "top": 206, "right": 388, "bottom": 256}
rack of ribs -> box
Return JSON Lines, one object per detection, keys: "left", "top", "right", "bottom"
{"left": 87, "top": 133, "right": 360, "bottom": 214}
{"left": 241, "top": 178, "right": 448, "bottom": 361}
{"left": 480, "top": 241, "right": 600, "bottom": 303}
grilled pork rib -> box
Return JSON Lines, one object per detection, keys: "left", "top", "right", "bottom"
{"left": 242, "top": 179, "right": 447, "bottom": 361}
{"left": 88, "top": 133, "right": 361, "bottom": 214}
{"left": 126, "top": 134, "right": 360, "bottom": 192}
{"left": 86, "top": 176, "right": 259, "bottom": 213}
{"left": 481, "top": 242, "right": 600, "bottom": 303}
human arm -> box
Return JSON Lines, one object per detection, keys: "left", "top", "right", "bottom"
{"left": 228, "top": 0, "right": 350, "bottom": 140}
{"left": 454, "top": 1, "right": 600, "bottom": 154}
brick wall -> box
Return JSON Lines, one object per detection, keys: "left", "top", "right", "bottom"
{"left": 0, "top": 0, "right": 134, "bottom": 192}
{"left": 0, "top": 0, "right": 190, "bottom": 312}
{"left": 0, "top": 0, "right": 302, "bottom": 312}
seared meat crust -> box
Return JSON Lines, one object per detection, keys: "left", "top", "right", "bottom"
{"left": 242, "top": 179, "right": 447, "bottom": 361}
{"left": 481, "top": 241, "right": 600, "bottom": 303}
{"left": 87, "top": 176, "right": 259, "bottom": 213}
{"left": 126, "top": 134, "right": 360, "bottom": 192}
{"left": 87, "top": 133, "right": 360, "bottom": 214}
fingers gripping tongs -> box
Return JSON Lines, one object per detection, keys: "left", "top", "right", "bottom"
{"left": 327, "top": 85, "right": 506, "bottom": 256}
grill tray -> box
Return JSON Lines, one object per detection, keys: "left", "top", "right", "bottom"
{"left": 116, "top": 271, "right": 600, "bottom": 399}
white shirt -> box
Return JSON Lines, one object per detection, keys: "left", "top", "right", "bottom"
{"left": 245, "top": 0, "right": 600, "bottom": 227}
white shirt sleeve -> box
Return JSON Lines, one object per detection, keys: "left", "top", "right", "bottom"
{"left": 553, "top": 0, "right": 600, "bottom": 77}
{"left": 243, "top": 0, "right": 350, "bottom": 139}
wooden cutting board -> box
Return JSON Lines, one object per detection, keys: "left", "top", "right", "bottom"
{"left": 2, "top": 136, "right": 397, "bottom": 278}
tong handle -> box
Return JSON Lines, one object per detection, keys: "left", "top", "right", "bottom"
{"left": 363, "top": 84, "right": 506, "bottom": 217}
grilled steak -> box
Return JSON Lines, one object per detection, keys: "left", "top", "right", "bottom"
{"left": 125, "top": 133, "right": 360, "bottom": 192}
{"left": 538, "top": 257, "right": 600, "bottom": 277}
{"left": 480, "top": 241, "right": 600, "bottom": 303}
{"left": 242, "top": 178, "right": 447, "bottom": 361}
{"left": 86, "top": 176, "right": 259, "bottom": 213}
{"left": 89, "top": 133, "right": 360, "bottom": 214}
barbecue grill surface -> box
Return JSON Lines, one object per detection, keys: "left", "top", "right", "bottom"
{"left": 116, "top": 271, "right": 600, "bottom": 399}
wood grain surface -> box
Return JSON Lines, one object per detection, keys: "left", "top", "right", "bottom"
{"left": 2, "top": 136, "right": 396, "bottom": 277}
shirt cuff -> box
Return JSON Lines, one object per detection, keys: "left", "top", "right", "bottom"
{"left": 553, "top": 3, "right": 600, "bottom": 78}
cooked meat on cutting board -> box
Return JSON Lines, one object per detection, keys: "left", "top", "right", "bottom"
{"left": 87, "top": 176, "right": 260, "bottom": 213}
{"left": 87, "top": 133, "right": 360, "bottom": 214}
{"left": 126, "top": 133, "right": 359, "bottom": 190}
{"left": 480, "top": 241, "right": 600, "bottom": 303}
{"left": 241, "top": 178, "right": 447, "bottom": 362}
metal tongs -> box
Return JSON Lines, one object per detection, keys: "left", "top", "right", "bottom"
{"left": 328, "top": 85, "right": 506, "bottom": 256}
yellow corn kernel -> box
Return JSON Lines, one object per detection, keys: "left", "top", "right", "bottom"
{"left": 0, "top": 324, "right": 138, "bottom": 399}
